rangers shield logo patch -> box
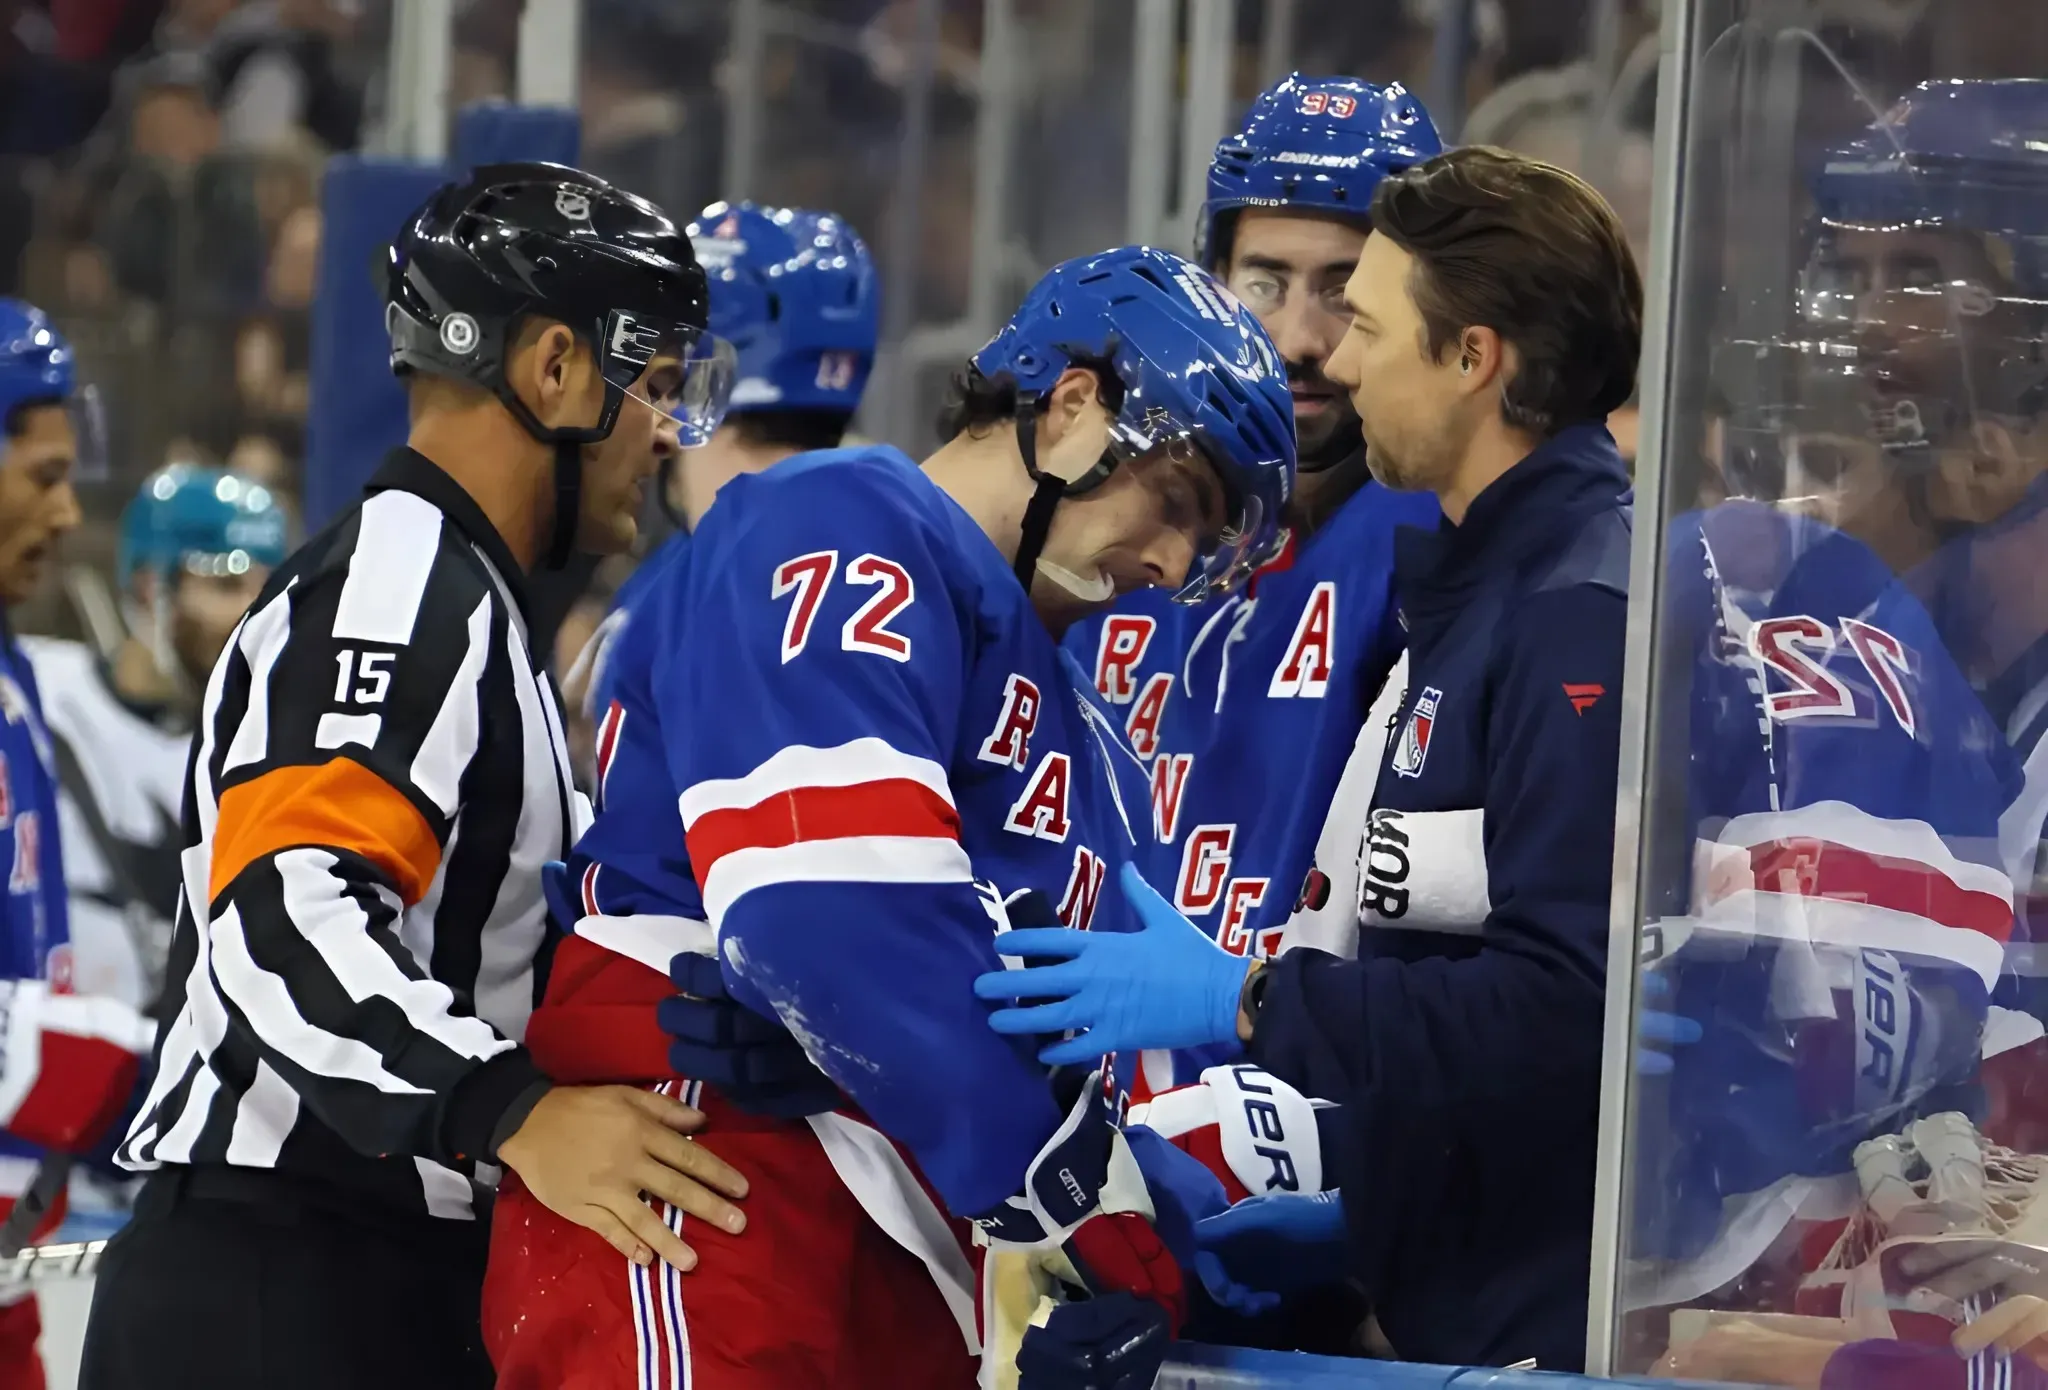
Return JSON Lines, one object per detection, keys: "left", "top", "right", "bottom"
{"left": 1391, "top": 686, "right": 1443, "bottom": 779}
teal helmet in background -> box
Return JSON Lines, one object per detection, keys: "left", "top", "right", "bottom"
{"left": 118, "top": 464, "right": 289, "bottom": 590}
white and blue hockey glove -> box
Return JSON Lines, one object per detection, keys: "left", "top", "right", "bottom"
{"left": 978, "top": 1066, "right": 1194, "bottom": 1385}
{"left": 975, "top": 863, "right": 1250, "bottom": 1064}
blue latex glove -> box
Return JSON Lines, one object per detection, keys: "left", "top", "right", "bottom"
{"left": 1192, "top": 1190, "right": 1349, "bottom": 1318}
{"left": 1123, "top": 1124, "right": 1230, "bottom": 1271}
{"left": 1637, "top": 970, "right": 1703, "bottom": 1076}
{"left": 658, "top": 952, "right": 842, "bottom": 1119}
{"left": 974, "top": 863, "right": 1251, "bottom": 1065}
{"left": 540, "top": 859, "right": 581, "bottom": 931}
{"left": 1015, "top": 1290, "right": 1173, "bottom": 1390}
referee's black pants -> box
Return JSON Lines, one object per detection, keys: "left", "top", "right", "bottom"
{"left": 79, "top": 1165, "right": 495, "bottom": 1390}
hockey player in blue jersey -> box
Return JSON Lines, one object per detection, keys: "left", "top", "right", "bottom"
{"left": 0, "top": 300, "right": 153, "bottom": 1387}
{"left": 977, "top": 149, "right": 1645, "bottom": 1371}
{"left": 569, "top": 201, "right": 879, "bottom": 737}
{"left": 1062, "top": 75, "right": 1443, "bottom": 1100}
{"left": 484, "top": 246, "right": 1295, "bottom": 1390}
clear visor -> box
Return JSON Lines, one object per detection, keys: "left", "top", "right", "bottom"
{"left": 601, "top": 314, "right": 737, "bottom": 447}
{"left": 1105, "top": 411, "right": 1270, "bottom": 604}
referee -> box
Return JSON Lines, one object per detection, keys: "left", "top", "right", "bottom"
{"left": 80, "top": 164, "right": 750, "bottom": 1390}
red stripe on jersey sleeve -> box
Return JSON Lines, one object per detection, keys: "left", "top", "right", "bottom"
{"left": 1745, "top": 837, "right": 2014, "bottom": 945}
{"left": 684, "top": 777, "right": 962, "bottom": 874}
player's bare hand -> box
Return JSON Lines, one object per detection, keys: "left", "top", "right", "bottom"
{"left": 1650, "top": 1320, "right": 1841, "bottom": 1387}
{"left": 1954, "top": 1293, "right": 2048, "bottom": 1369}
{"left": 497, "top": 1084, "right": 750, "bottom": 1271}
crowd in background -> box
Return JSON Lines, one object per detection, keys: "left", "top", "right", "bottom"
{"left": 3, "top": 0, "right": 2040, "bottom": 746}
{"left": 0, "top": 0, "right": 1675, "bottom": 665}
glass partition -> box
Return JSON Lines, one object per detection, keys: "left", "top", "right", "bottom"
{"left": 1604, "top": 1, "right": 2048, "bottom": 1384}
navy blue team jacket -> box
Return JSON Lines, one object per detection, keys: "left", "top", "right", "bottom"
{"left": 1249, "top": 424, "right": 1633, "bottom": 1372}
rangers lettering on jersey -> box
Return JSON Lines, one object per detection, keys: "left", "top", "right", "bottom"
{"left": 1216, "top": 877, "right": 1276, "bottom": 958}
{"left": 1176, "top": 824, "right": 1235, "bottom": 913}
{"left": 1150, "top": 754, "right": 1193, "bottom": 844}
{"left": 1005, "top": 752, "right": 1073, "bottom": 842}
{"left": 1058, "top": 847, "right": 1107, "bottom": 930}
{"left": 979, "top": 674, "right": 1042, "bottom": 771}
{"left": 1094, "top": 615, "right": 1156, "bottom": 704}
{"left": 1125, "top": 673, "right": 1171, "bottom": 759}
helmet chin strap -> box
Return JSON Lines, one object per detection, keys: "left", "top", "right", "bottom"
{"left": 1009, "top": 391, "right": 1117, "bottom": 596}
{"left": 547, "top": 440, "right": 582, "bottom": 570}
{"left": 490, "top": 378, "right": 605, "bottom": 573}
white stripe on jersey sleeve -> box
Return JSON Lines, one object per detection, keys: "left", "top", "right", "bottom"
{"left": 334, "top": 490, "right": 444, "bottom": 645}
{"left": 207, "top": 896, "right": 434, "bottom": 1094}
{"left": 700, "top": 835, "right": 975, "bottom": 929}
{"left": 274, "top": 848, "right": 515, "bottom": 1064}
{"left": 222, "top": 1060, "right": 299, "bottom": 1167}
{"left": 409, "top": 594, "right": 493, "bottom": 818}
{"left": 220, "top": 585, "right": 296, "bottom": 776}
{"left": 678, "top": 737, "right": 955, "bottom": 828}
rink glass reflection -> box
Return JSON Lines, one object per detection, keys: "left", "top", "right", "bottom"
{"left": 1611, "top": 3, "right": 2048, "bottom": 1382}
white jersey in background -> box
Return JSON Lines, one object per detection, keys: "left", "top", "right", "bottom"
{"left": 18, "top": 637, "right": 187, "bottom": 1013}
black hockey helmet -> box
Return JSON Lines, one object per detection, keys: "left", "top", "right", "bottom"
{"left": 384, "top": 162, "right": 734, "bottom": 567}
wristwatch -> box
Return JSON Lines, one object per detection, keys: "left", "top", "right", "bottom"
{"left": 1237, "top": 961, "right": 1273, "bottom": 1039}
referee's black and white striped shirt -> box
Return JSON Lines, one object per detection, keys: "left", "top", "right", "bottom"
{"left": 116, "top": 448, "right": 582, "bottom": 1220}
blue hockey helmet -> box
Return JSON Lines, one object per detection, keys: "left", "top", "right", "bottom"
{"left": 1719, "top": 80, "right": 2048, "bottom": 506}
{"left": 686, "top": 202, "right": 879, "bottom": 416}
{"left": 972, "top": 245, "right": 1296, "bottom": 603}
{"left": 118, "top": 464, "right": 289, "bottom": 590}
{"left": 1787, "top": 80, "right": 2048, "bottom": 457}
{"left": 0, "top": 298, "right": 105, "bottom": 478}
{"left": 1196, "top": 75, "right": 1443, "bottom": 270}
{"left": 1810, "top": 78, "right": 2048, "bottom": 300}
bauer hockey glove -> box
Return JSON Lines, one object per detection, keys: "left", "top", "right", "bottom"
{"left": 976, "top": 863, "right": 1250, "bottom": 1064}
{"left": 659, "top": 952, "right": 841, "bottom": 1119}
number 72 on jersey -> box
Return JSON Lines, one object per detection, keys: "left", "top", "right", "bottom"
{"left": 773, "top": 551, "right": 917, "bottom": 663}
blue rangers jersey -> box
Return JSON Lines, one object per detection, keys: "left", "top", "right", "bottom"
{"left": 1064, "top": 478, "right": 1435, "bottom": 1093}
{"left": 1907, "top": 468, "right": 2048, "bottom": 992}
{"left": 580, "top": 527, "right": 690, "bottom": 728}
{"left": 1633, "top": 500, "right": 2025, "bottom": 1274}
{"left": 0, "top": 628, "right": 149, "bottom": 1228}
{"left": 529, "top": 445, "right": 1155, "bottom": 1225}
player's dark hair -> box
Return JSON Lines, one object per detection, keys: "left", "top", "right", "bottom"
{"left": 729, "top": 409, "right": 855, "bottom": 453}
{"left": 1369, "top": 145, "right": 1642, "bottom": 437}
{"left": 3, "top": 396, "right": 61, "bottom": 439}
{"left": 935, "top": 359, "right": 1127, "bottom": 442}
